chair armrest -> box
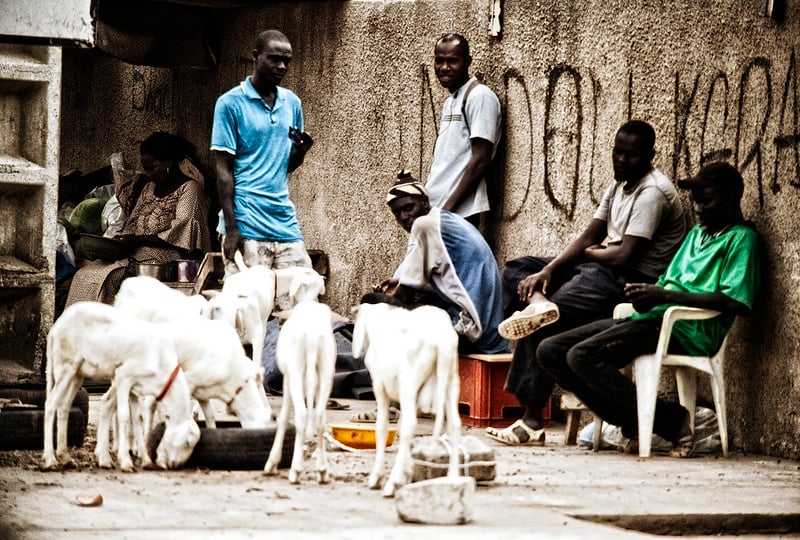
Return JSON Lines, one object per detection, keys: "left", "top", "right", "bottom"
{"left": 655, "top": 306, "right": 721, "bottom": 358}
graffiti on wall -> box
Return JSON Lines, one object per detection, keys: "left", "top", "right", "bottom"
{"left": 418, "top": 48, "right": 800, "bottom": 222}
{"left": 130, "top": 67, "right": 173, "bottom": 120}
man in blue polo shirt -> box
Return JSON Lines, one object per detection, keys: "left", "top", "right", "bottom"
{"left": 211, "top": 29, "right": 314, "bottom": 274}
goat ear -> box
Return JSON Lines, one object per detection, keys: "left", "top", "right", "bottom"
{"left": 233, "top": 250, "right": 248, "bottom": 272}
{"left": 235, "top": 308, "right": 245, "bottom": 333}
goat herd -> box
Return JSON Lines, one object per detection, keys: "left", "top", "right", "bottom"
{"left": 41, "top": 255, "right": 463, "bottom": 498}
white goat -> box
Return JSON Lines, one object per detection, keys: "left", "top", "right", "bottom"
{"left": 115, "top": 275, "right": 273, "bottom": 431}
{"left": 264, "top": 271, "right": 335, "bottom": 484}
{"left": 203, "top": 251, "right": 320, "bottom": 367}
{"left": 352, "top": 302, "right": 462, "bottom": 497}
{"left": 43, "top": 301, "right": 200, "bottom": 472}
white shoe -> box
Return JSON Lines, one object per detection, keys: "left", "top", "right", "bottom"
{"left": 498, "top": 301, "right": 560, "bottom": 340}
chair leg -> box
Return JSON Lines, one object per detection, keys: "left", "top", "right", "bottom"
{"left": 634, "top": 354, "right": 661, "bottom": 458}
{"left": 563, "top": 410, "right": 582, "bottom": 446}
{"left": 709, "top": 358, "right": 729, "bottom": 457}
{"left": 675, "top": 367, "right": 698, "bottom": 434}
{"left": 592, "top": 416, "right": 603, "bottom": 452}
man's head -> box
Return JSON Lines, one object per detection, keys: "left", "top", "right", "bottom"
{"left": 434, "top": 33, "right": 471, "bottom": 92}
{"left": 252, "top": 30, "right": 292, "bottom": 87}
{"left": 386, "top": 171, "right": 431, "bottom": 232}
{"left": 612, "top": 120, "right": 656, "bottom": 185}
{"left": 678, "top": 161, "right": 745, "bottom": 231}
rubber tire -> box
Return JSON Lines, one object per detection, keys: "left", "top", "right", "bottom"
{"left": 147, "top": 422, "right": 296, "bottom": 470}
{"left": 0, "top": 384, "right": 89, "bottom": 420}
{"left": 0, "top": 407, "right": 86, "bottom": 450}
{"left": 0, "top": 385, "right": 89, "bottom": 419}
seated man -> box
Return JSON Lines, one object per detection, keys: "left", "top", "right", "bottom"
{"left": 536, "top": 161, "right": 760, "bottom": 457}
{"left": 376, "top": 171, "right": 508, "bottom": 355}
{"left": 487, "top": 120, "right": 686, "bottom": 446}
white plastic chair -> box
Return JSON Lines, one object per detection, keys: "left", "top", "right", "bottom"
{"left": 615, "top": 303, "right": 730, "bottom": 458}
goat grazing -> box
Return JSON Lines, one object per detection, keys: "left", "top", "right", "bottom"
{"left": 352, "top": 302, "right": 462, "bottom": 497}
{"left": 263, "top": 271, "right": 335, "bottom": 484}
{"left": 115, "top": 276, "right": 273, "bottom": 431}
{"left": 43, "top": 301, "right": 200, "bottom": 472}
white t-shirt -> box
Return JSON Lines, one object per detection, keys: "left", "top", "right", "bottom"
{"left": 593, "top": 168, "right": 686, "bottom": 279}
{"left": 426, "top": 77, "right": 501, "bottom": 218}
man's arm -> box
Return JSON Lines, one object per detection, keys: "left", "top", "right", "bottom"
{"left": 442, "top": 138, "right": 493, "bottom": 213}
{"left": 624, "top": 284, "right": 751, "bottom": 317}
{"left": 517, "top": 218, "right": 607, "bottom": 298}
{"left": 214, "top": 150, "right": 241, "bottom": 261}
{"left": 584, "top": 234, "right": 649, "bottom": 269}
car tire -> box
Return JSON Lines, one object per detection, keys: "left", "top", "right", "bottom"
{"left": 147, "top": 422, "right": 296, "bottom": 470}
{"left": 0, "top": 407, "right": 86, "bottom": 450}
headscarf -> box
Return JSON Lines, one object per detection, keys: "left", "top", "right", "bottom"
{"left": 386, "top": 169, "right": 428, "bottom": 204}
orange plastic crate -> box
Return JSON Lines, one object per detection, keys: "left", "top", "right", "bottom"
{"left": 458, "top": 353, "right": 550, "bottom": 428}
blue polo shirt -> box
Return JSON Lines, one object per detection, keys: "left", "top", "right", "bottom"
{"left": 211, "top": 77, "right": 304, "bottom": 242}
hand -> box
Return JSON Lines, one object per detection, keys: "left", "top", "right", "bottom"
{"left": 289, "top": 127, "right": 314, "bottom": 150}
{"left": 624, "top": 283, "right": 668, "bottom": 313}
{"left": 222, "top": 230, "right": 242, "bottom": 263}
{"left": 517, "top": 269, "right": 550, "bottom": 301}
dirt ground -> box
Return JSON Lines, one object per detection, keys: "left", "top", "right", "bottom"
{"left": 1, "top": 395, "right": 799, "bottom": 540}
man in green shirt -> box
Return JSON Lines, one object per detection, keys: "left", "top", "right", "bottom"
{"left": 536, "top": 161, "right": 760, "bottom": 457}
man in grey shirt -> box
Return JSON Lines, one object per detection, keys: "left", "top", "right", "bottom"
{"left": 487, "top": 120, "right": 686, "bottom": 447}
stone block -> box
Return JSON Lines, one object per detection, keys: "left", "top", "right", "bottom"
{"left": 410, "top": 434, "right": 496, "bottom": 482}
{"left": 395, "top": 476, "right": 476, "bottom": 525}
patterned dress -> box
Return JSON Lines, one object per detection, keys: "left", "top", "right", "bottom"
{"left": 65, "top": 160, "right": 211, "bottom": 307}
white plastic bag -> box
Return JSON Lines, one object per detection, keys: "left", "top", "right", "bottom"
{"left": 56, "top": 222, "right": 76, "bottom": 268}
{"left": 102, "top": 195, "right": 126, "bottom": 238}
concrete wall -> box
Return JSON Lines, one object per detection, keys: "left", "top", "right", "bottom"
{"left": 59, "top": 0, "right": 800, "bottom": 458}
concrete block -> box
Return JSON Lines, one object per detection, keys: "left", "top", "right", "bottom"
{"left": 410, "top": 435, "right": 496, "bottom": 482}
{"left": 394, "top": 476, "right": 475, "bottom": 525}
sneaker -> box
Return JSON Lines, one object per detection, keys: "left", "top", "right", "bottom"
{"left": 498, "top": 301, "right": 560, "bottom": 340}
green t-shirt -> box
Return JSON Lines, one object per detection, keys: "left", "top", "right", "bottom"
{"left": 630, "top": 223, "right": 760, "bottom": 356}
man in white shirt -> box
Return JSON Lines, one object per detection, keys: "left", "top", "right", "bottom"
{"left": 426, "top": 33, "right": 502, "bottom": 228}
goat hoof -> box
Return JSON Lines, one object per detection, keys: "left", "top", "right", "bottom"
{"left": 382, "top": 484, "right": 396, "bottom": 498}
{"left": 288, "top": 470, "right": 300, "bottom": 484}
{"left": 41, "top": 459, "right": 59, "bottom": 471}
{"left": 318, "top": 470, "right": 329, "bottom": 484}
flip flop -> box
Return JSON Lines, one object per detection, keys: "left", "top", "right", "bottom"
{"left": 350, "top": 406, "right": 399, "bottom": 423}
{"left": 485, "top": 419, "right": 546, "bottom": 446}
{"left": 326, "top": 399, "right": 350, "bottom": 410}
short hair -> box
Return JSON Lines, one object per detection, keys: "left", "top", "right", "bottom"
{"left": 254, "top": 30, "right": 289, "bottom": 54}
{"left": 436, "top": 33, "right": 470, "bottom": 58}
{"left": 139, "top": 132, "right": 194, "bottom": 162}
{"left": 618, "top": 120, "right": 656, "bottom": 151}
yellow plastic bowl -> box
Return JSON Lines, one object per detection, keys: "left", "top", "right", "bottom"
{"left": 329, "top": 424, "right": 397, "bottom": 450}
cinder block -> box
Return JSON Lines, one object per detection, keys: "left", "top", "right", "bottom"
{"left": 410, "top": 435, "right": 496, "bottom": 482}
{"left": 395, "top": 476, "right": 476, "bottom": 525}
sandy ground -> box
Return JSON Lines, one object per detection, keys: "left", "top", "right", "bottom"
{"left": 0, "top": 395, "right": 799, "bottom": 540}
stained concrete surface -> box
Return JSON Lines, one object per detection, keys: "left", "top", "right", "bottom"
{"left": 0, "top": 396, "right": 798, "bottom": 539}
